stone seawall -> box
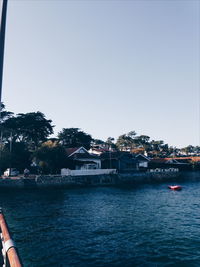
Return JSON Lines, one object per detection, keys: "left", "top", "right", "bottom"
{"left": 0, "top": 170, "right": 194, "bottom": 189}
{"left": 0, "top": 174, "right": 118, "bottom": 189}
{"left": 35, "top": 174, "right": 117, "bottom": 188}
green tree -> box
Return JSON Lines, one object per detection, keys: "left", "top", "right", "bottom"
{"left": 181, "top": 145, "right": 195, "bottom": 155}
{"left": 148, "top": 140, "right": 171, "bottom": 157}
{"left": 150, "top": 140, "right": 164, "bottom": 151}
{"left": 2, "top": 111, "right": 54, "bottom": 149}
{"left": 127, "top": 131, "right": 137, "bottom": 139}
{"left": 106, "top": 137, "right": 117, "bottom": 150}
{"left": 116, "top": 131, "right": 137, "bottom": 151}
{"left": 194, "top": 146, "right": 200, "bottom": 154}
{"left": 0, "top": 103, "right": 14, "bottom": 146}
{"left": 0, "top": 146, "right": 10, "bottom": 173}
{"left": 58, "top": 128, "right": 93, "bottom": 149}
{"left": 0, "top": 142, "right": 31, "bottom": 172}
{"left": 33, "top": 141, "right": 67, "bottom": 174}
{"left": 135, "top": 135, "right": 150, "bottom": 145}
{"left": 0, "top": 104, "right": 14, "bottom": 174}
{"left": 133, "top": 135, "right": 150, "bottom": 151}
{"left": 116, "top": 134, "right": 130, "bottom": 151}
{"left": 0, "top": 103, "right": 13, "bottom": 122}
{"left": 91, "top": 139, "right": 106, "bottom": 147}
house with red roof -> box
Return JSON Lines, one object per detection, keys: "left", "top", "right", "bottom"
{"left": 149, "top": 158, "right": 192, "bottom": 170}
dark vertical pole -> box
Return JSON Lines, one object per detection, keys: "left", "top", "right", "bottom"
{"left": 0, "top": 0, "right": 8, "bottom": 105}
{"left": 0, "top": 0, "right": 8, "bottom": 176}
{"left": 0, "top": 0, "right": 8, "bottom": 109}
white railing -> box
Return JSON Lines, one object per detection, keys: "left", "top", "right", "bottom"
{"left": 61, "top": 168, "right": 117, "bottom": 176}
{"left": 149, "top": 168, "right": 179, "bottom": 173}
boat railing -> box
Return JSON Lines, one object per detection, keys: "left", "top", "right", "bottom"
{"left": 0, "top": 209, "right": 22, "bottom": 267}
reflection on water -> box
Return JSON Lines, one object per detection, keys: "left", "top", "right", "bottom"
{"left": 0, "top": 181, "right": 200, "bottom": 266}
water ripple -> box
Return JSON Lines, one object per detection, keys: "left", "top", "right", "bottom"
{"left": 0, "top": 182, "right": 200, "bottom": 266}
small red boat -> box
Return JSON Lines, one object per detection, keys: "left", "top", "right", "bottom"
{"left": 168, "top": 185, "right": 182, "bottom": 191}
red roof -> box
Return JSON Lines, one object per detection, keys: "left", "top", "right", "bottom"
{"left": 150, "top": 157, "right": 200, "bottom": 163}
{"left": 165, "top": 157, "right": 200, "bottom": 162}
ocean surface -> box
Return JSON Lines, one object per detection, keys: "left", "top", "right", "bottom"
{"left": 1, "top": 180, "right": 200, "bottom": 267}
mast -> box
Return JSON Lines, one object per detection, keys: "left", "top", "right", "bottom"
{"left": 0, "top": 0, "right": 8, "bottom": 106}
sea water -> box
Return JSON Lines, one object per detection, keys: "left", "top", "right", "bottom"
{"left": 1, "top": 180, "right": 200, "bottom": 266}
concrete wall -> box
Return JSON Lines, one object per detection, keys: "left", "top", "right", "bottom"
{"left": 61, "top": 168, "right": 116, "bottom": 176}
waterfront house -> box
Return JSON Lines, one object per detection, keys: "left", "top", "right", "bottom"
{"left": 66, "top": 147, "right": 101, "bottom": 170}
{"left": 167, "top": 157, "right": 200, "bottom": 170}
{"left": 149, "top": 158, "right": 192, "bottom": 171}
{"left": 135, "top": 154, "right": 150, "bottom": 170}
{"left": 100, "top": 152, "right": 150, "bottom": 172}
{"left": 100, "top": 152, "right": 138, "bottom": 172}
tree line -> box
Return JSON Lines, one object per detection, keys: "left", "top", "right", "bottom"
{"left": 0, "top": 104, "right": 199, "bottom": 174}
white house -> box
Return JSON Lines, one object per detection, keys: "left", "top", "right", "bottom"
{"left": 66, "top": 147, "right": 101, "bottom": 170}
{"left": 135, "top": 154, "right": 150, "bottom": 169}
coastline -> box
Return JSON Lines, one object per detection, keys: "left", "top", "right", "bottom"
{"left": 0, "top": 170, "right": 199, "bottom": 189}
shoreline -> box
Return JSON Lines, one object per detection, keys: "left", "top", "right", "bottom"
{"left": 0, "top": 170, "right": 199, "bottom": 189}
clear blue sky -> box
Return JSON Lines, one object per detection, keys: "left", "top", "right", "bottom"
{"left": 2, "top": 0, "right": 200, "bottom": 148}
